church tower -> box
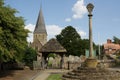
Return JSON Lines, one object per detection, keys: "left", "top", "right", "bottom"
{"left": 31, "top": 7, "right": 47, "bottom": 61}
{"left": 33, "top": 7, "right": 47, "bottom": 45}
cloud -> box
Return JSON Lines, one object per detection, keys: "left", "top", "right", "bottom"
{"left": 78, "top": 30, "right": 87, "bottom": 38}
{"left": 25, "top": 24, "right": 35, "bottom": 42}
{"left": 65, "top": 18, "right": 71, "bottom": 22}
{"left": 25, "top": 24, "right": 63, "bottom": 42}
{"left": 25, "top": 24, "right": 87, "bottom": 42}
{"left": 46, "top": 25, "right": 63, "bottom": 39}
{"left": 72, "top": 0, "right": 87, "bottom": 19}
{"left": 25, "top": 24, "right": 35, "bottom": 32}
{"left": 75, "top": 27, "right": 87, "bottom": 38}
{"left": 47, "top": 25, "right": 87, "bottom": 39}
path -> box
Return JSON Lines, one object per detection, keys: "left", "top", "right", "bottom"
{"left": 32, "top": 68, "right": 120, "bottom": 80}
{"left": 0, "top": 70, "right": 40, "bottom": 80}
{"left": 32, "top": 69, "right": 70, "bottom": 80}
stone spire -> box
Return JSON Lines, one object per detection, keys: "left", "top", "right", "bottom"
{"left": 33, "top": 7, "right": 47, "bottom": 45}
{"left": 34, "top": 7, "right": 47, "bottom": 35}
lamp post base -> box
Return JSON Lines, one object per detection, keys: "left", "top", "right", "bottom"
{"left": 85, "top": 58, "right": 98, "bottom": 68}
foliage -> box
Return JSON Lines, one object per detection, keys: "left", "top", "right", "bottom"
{"left": 95, "top": 45, "right": 104, "bottom": 57}
{"left": 46, "top": 74, "right": 62, "bottom": 80}
{"left": 56, "top": 26, "right": 97, "bottom": 56}
{"left": 0, "top": 0, "right": 29, "bottom": 62}
{"left": 23, "top": 47, "right": 37, "bottom": 67}
{"left": 113, "top": 36, "right": 120, "bottom": 44}
{"left": 48, "top": 60, "right": 52, "bottom": 67}
{"left": 48, "top": 53, "right": 56, "bottom": 58}
{"left": 56, "top": 26, "right": 81, "bottom": 56}
{"left": 81, "top": 39, "right": 89, "bottom": 49}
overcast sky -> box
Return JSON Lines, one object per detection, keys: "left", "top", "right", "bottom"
{"left": 5, "top": 0, "right": 120, "bottom": 44}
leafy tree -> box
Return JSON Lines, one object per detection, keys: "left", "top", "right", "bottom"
{"left": 95, "top": 44, "right": 104, "bottom": 58}
{"left": 0, "top": 0, "right": 29, "bottom": 63}
{"left": 23, "top": 47, "right": 37, "bottom": 68}
{"left": 56, "top": 25, "right": 97, "bottom": 56}
{"left": 81, "top": 39, "right": 89, "bottom": 50}
{"left": 48, "top": 53, "right": 56, "bottom": 59}
{"left": 56, "top": 26, "right": 82, "bottom": 56}
{"left": 113, "top": 36, "right": 120, "bottom": 44}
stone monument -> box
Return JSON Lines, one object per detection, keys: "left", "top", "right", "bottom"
{"left": 62, "top": 3, "right": 120, "bottom": 80}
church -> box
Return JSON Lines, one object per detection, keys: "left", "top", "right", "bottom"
{"left": 30, "top": 6, "right": 66, "bottom": 69}
{"left": 30, "top": 7, "right": 47, "bottom": 61}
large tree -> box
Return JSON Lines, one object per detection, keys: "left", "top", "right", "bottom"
{"left": 0, "top": 0, "right": 29, "bottom": 63}
{"left": 56, "top": 26, "right": 82, "bottom": 56}
{"left": 56, "top": 26, "right": 97, "bottom": 56}
{"left": 113, "top": 36, "right": 120, "bottom": 44}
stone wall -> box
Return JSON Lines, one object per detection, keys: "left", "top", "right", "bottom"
{"left": 64, "top": 62, "right": 81, "bottom": 70}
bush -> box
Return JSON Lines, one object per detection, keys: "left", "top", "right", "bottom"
{"left": 23, "top": 47, "right": 37, "bottom": 69}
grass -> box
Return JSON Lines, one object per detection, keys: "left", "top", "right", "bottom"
{"left": 46, "top": 74, "right": 62, "bottom": 80}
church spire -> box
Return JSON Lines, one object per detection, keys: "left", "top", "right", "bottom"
{"left": 34, "top": 7, "right": 47, "bottom": 35}
{"left": 33, "top": 5, "right": 47, "bottom": 45}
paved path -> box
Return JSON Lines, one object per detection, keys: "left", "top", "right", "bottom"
{"left": 0, "top": 70, "right": 40, "bottom": 80}
{"left": 32, "top": 69, "right": 70, "bottom": 80}
{"left": 32, "top": 68, "right": 120, "bottom": 80}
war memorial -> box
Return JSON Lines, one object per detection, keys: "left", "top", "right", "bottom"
{"left": 62, "top": 3, "right": 120, "bottom": 80}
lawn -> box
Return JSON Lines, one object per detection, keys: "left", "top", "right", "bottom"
{"left": 46, "top": 74, "right": 62, "bottom": 80}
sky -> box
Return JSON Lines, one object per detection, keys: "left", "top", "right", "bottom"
{"left": 4, "top": 0, "right": 120, "bottom": 45}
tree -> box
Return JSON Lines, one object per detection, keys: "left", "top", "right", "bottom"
{"left": 0, "top": 0, "right": 29, "bottom": 63}
{"left": 81, "top": 39, "right": 89, "bottom": 50}
{"left": 56, "top": 26, "right": 82, "bottom": 56}
{"left": 113, "top": 36, "right": 120, "bottom": 44}
{"left": 23, "top": 47, "right": 37, "bottom": 68}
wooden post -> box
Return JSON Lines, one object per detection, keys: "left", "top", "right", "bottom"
{"left": 42, "top": 55, "right": 45, "bottom": 69}
{"left": 60, "top": 54, "right": 64, "bottom": 69}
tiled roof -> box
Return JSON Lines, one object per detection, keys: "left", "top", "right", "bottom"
{"left": 104, "top": 43, "right": 120, "bottom": 50}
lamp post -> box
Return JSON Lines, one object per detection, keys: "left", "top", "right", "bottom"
{"left": 85, "top": 3, "right": 98, "bottom": 68}
{"left": 87, "top": 3, "right": 94, "bottom": 58}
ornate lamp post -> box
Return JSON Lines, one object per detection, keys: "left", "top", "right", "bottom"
{"left": 85, "top": 3, "right": 98, "bottom": 68}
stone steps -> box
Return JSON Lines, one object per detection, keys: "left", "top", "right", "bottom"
{"left": 62, "top": 67, "right": 120, "bottom": 80}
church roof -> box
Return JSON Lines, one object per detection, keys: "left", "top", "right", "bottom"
{"left": 40, "top": 38, "right": 67, "bottom": 53}
{"left": 34, "top": 8, "right": 47, "bottom": 34}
